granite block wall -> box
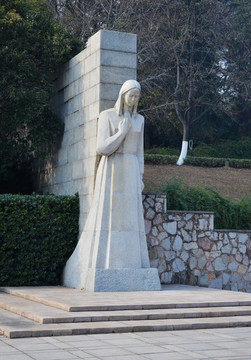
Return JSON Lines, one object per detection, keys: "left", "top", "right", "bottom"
{"left": 143, "top": 194, "right": 251, "bottom": 292}
{"left": 34, "top": 30, "right": 137, "bottom": 233}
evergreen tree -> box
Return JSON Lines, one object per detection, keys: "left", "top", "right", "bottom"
{"left": 0, "top": 0, "right": 83, "bottom": 193}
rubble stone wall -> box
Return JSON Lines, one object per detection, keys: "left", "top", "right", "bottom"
{"left": 143, "top": 193, "right": 251, "bottom": 292}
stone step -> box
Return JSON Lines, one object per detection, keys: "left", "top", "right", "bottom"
{"left": 1, "top": 307, "right": 251, "bottom": 339}
{"left": 1, "top": 292, "right": 251, "bottom": 325}
{"left": 2, "top": 286, "right": 251, "bottom": 312}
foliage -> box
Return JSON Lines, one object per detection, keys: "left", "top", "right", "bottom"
{"left": 165, "top": 179, "right": 251, "bottom": 230}
{"left": 224, "top": 0, "right": 251, "bottom": 136}
{"left": 184, "top": 156, "right": 226, "bottom": 167}
{"left": 145, "top": 147, "right": 179, "bottom": 156}
{"left": 144, "top": 154, "right": 178, "bottom": 165}
{"left": 144, "top": 153, "right": 251, "bottom": 168}
{"left": 0, "top": 194, "right": 79, "bottom": 286}
{"left": 0, "top": 0, "right": 83, "bottom": 193}
{"left": 47, "top": 0, "right": 251, "bottom": 148}
{"left": 189, "top": 138, "right": 251, "bottom": 159}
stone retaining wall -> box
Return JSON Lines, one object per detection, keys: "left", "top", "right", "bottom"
{"left": 143, "top": 194, "right": 251, "bottom": 292}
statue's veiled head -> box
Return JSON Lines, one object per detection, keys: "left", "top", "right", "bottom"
{"left": 115, "top": 80, "right": 141, "bottom": 117}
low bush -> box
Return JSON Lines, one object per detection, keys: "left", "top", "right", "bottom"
{"left": 144, "top": 154, "right": 251, "bottom": 168}
{"left": 0, "top": 194, "right": 79, "bottom": 286}
{"left": 184, "top": 156, "right": 226, "bottom": 167}
{"left": 145, "top": 147, "right": 180, "bottom": 156}
{"left": 189, "top": 138, "right": 251, "bottom": 159}
{"left": 165, "top": 179, "right": 251, "bottom": 230}
{"left": 144, "top": 154, "right": 178, "bottom": 165}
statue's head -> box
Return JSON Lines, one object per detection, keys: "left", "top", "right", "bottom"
{"left": 115, "top": 80, "right": 141, "bottom": 117}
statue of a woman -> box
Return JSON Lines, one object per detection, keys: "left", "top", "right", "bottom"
{"left": 63, "top": 80, "right": 160, "bottom": 291}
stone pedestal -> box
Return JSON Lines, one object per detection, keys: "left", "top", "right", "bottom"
{"left": 85, "top": 268, "right": 161, "bottom": 292}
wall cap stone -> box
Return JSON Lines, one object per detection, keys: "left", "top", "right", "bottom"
{"left": 166, "top": 210, "right": 214, "bottom": 215}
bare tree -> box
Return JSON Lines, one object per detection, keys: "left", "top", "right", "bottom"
{"left": 47, "top": 0, "right": 240, "bottom": 162}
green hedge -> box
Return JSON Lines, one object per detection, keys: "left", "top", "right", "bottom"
{"left": 144, "top": 154, "right": 251, "bottom": 168}
{"left": 144, "top": 154, "right": 178, "bottom": 165}
{"left": 189, "top": 138, "right": 251, "bottom": 159}
{"left": 165, "top": 179, "right": 251, "bottom": 230}
{"left": 0, "top": 194, "right": 79, "bottom": 286}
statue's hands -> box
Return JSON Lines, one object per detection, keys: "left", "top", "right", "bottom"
{"left": 118, "top": 118, "right": 130, "bottom": 135}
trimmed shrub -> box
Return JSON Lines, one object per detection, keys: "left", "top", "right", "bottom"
{"left": 184, "top": 156, "right": 226, "bottom": 167}
{"left": 144, "top": 154, "right": 178, "bottom": 165}
{"left": 0, "top": 194, "right": 79, "bottom": 286}
{"left": 165, "top": 179, "right": 251, "bottom": 230}
{"left": 145, "top": 147, "right": 180, "bottom": 156}
{"left": 144, "top": 154, "right": 251, "bottom": 168}
{"left": 190, "top": 138, "right": 251, "bottom": 159}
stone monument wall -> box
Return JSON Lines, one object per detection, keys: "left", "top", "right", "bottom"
{"left": 34, "top": 30, "right": 137, "bottom": 233}
{"left": 143, "top": 194, "right": 251, "bottom": 292}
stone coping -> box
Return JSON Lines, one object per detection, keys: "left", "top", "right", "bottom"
{"left": 166, "top": 210, "right": 214, "bottom": 215}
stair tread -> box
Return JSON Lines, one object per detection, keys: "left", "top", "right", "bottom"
{"left": 2, "top": 292, "right": 251, "bottom": 325}
{"left": 1, "top": 285, "right": 251, "bottom": 338}
{"left": 2, "top": 286, "right": 251, "bottom": 312}
{"left": 2, "top": 306, "right": 251, "bottom": 339}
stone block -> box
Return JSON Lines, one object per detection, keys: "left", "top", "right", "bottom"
{"left": 209, "top": 215, "right": 214, "bottom": 230}
{"left": 189, "top": 257, "right": 197, "bottom": 270}
{"left": 68, "top": 49, "right": 86, "bottom": 68}
{"left": 228, "top": 260, "right": 239, "bottom": 271}
{"left": 55, "top": 164, "right": 73, "bottom": 184}
{"left": 99, "top": 99, "right": 116, "bottom": 113}
{"left": 68, "top": 93, "right": 83, "bottom": 114}
{"left": 184, "top": 242, "right": 198, "bottom": 250}
{"left": 163, "top": 221, "right": 177, "bottom": 235}
{"left": 100, "top": 49, "right": 137, "bottom": 69}
{"left": 84, "top": 85, "right": 100, "bottom": 107}
{"left": 181, "top": 251, "right": 189, "bottom": 262}
{"left": 213, "top": 257, "right": 226, "bottom": 271}
{"left": 100, "top": 30, "right": 137, "bottom": 53}
{"left": 57, "top": 180, "right": 79, "bottom": 196}
{"left": 161, "top": 238, "right": 171, "bottom": 250}
{"left": 100, "top": 66, "right": 136, "bottom": 84}
{"left": 85, "top": 268, "right": 161, "bottom": 292}
{"left": 64, "top": 80, "right": 84, "bottom": 103}
{"left": 173, "top": 235, "right": 183, "bottom": 251}
{"left": 61, "top": 130, "right": 74, "bottom": 148}
{"left": 222, "top": 243, "right": 232, "bottom": 254}
{"left": 161, "top": 271, "right": 173, "bottom": 283}
{"left": 57, "top": 148, "right": 68, "bottom": 166}
{"left": 84, "top": 68, "right": 100, "bottom": 89}
{"left": 197, "top": 256, "right": 207, "bottom": 270}
{"left": 181, "top": 228, "right": 192, "bottom": 242}
{"left": 100, "top": 83, "right": 121, "bottom": 101}
{"left": 72, "top": 61, "right": 85, "bottom": 82}
{"left": 85, "top": 52, "right": 100, "bottom": 74}
{"left": 239, "top": 233, "right": 249, "bottom": 243}
{"left": 88, "top": 30, "right": 101, "bottom": 53}
{"left": 72, "top": 161, "right": 84, "bottom": 180}
{"left": 73, "top": 125, "right": 85, "bottom": 144}
{"left": 239, "top": 244, "right": 247, "bottom": 254}
{"left": 173, "top": 258, "right": 185, "bottom": 273}
{"left": 88, "top": 101, "right": 101, "bottom": 119}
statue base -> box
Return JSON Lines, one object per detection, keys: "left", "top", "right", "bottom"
{"left": 85, "top": 268, "right": 161, "bottom": 292}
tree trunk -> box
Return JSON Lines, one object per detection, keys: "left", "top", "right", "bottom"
{"left": 177, "top": 122, "right": 189, "bottom": 166}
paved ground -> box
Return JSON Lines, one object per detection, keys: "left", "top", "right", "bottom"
{"left": 1, "top": 327, "right": 251, "bottom": 360}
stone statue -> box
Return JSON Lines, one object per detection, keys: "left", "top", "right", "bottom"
{"left": 63, "top": 80, "right": 161, "bottom": 291}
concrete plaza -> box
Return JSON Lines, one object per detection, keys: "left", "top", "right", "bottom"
{"left": 1, "top": 327, "right": 251, "bottom": 360}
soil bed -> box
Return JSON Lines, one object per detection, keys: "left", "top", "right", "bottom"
{"left": 143, "top": 164, "right": 251, "bottom": 202}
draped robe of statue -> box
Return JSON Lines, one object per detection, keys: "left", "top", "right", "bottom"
{"left": 63, "top": 80, "right": 161, "bottom": 291}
